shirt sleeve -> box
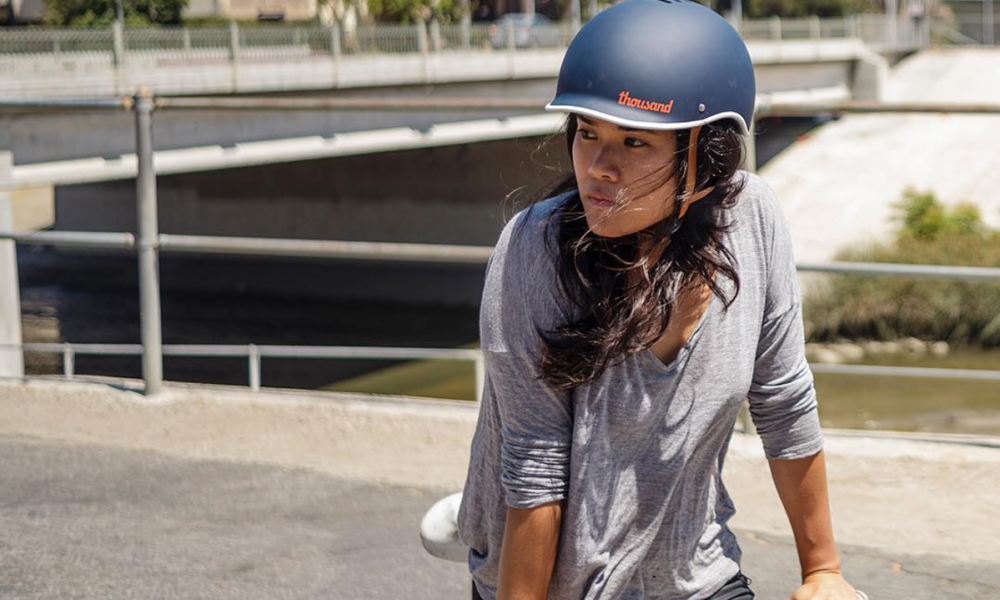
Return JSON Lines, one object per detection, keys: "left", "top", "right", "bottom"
{"left": 480, "top": 205, "right": 574, "bottom": 510}
{"left": 746, "top": 182, "right": 825, "bottom": 460}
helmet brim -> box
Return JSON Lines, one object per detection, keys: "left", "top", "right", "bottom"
{"left": 545, "top": 94, "right": 751, "bottom": 135}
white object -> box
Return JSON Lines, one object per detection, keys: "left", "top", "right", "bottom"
{"left": 420, "top": 492, "right": 469, "bottom": 562}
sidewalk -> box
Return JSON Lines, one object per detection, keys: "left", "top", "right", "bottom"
{"left": 1, "top": 378, "right": 997, "bottom": 598}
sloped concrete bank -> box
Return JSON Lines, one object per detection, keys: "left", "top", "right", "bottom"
{"left": 762, "top": 47, "right": 1000, "bottom": 264}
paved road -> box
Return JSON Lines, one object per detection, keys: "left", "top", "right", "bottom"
{"left": 1, "top": 435, "right": 997, "bottom": 600}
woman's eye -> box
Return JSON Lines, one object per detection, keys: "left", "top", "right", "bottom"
{"left": 625, "top": 137, "right": 648, "bottom": 148}
{"left": 578, "top": 129, "right": 596, "bottom": 140}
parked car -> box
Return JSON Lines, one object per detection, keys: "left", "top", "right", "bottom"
{"left": 488, "top": 13, "right": 563, "bottom": 48}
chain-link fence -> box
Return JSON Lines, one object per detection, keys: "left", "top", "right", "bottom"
{"left": 0, "top": 27, "right": 115, "bottom": 55}
{"left": 0, "top": 14, "right": 937, "bottom": 63}
{"left": 341, "top": 25, "right": 423, "bottom": 55}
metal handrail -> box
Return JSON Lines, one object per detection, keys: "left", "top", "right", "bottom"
{"left": 11, "top": 342, "right": 486, "bottom": 397}
{"left": 4, "top": 231, "right": 1000, "bottom": 281}
{"left": 810, "top": 363, "right": 1000, "bottom": 382}
{"left": 7, "top": 342, "right": 999, "bottom": 396}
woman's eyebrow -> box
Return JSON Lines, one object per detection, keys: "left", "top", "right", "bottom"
{"left": 578, "top": 115, "right": 650, "bottom": 134}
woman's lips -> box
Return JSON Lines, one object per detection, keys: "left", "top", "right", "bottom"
{"left": 585, "top": 192, "right": 615, "bottom": 207}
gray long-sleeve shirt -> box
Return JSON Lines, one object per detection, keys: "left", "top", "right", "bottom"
{"left": 456, "top": 171, "right": 825, "bottom": 600}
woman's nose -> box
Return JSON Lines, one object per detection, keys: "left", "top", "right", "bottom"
{"left": 587, "top": 145, "right": 621, "bottom": 182}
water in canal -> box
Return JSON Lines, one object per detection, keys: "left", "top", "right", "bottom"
{"left": 18, "top": 248, "right": 999, "bottom": 437}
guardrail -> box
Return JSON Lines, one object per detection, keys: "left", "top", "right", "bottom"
{"left": 0, "top": 93, "right": 998, "bottom": 404}
{"left": 0, "top": 14, "right": 928, "bottom": 62}
{"left": 9, "top": 342, "right": 486, "bottom": 399}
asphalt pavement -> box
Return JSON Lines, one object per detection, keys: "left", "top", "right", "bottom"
{"left": 1, "top": 435, "right": 997, "bottom": 600}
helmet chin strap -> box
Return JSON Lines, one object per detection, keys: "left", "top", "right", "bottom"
{"left": 677, "top": 125, "right": 714, "bottom": 220}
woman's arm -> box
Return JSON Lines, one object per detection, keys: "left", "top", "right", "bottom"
{"left": 768, "top": 449, "right": 859, "bottom": 600}
{"left": 497, "top": 501, "right": 564, "bottom": 600}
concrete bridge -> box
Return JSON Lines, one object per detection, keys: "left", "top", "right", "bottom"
{"left": 0, "top": 18, "right": 920, "bottom": 308}
{"left": 0, "top": 15, "right": 923, "bottom": 101}
{"left": 1, "top": 33, "right": 896, "bottom": 167}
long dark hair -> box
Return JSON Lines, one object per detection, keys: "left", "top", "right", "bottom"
{"left": 530, "top": 114, "right": 748, "bottom": 389}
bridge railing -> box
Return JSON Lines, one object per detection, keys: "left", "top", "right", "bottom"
{"left": 738, "top": 14, "right": 929, "bottom": 51}
{"left": 0, "top": 14, "right": 931, "bottom": 63}
{"left": 1, "top": 95, "right": 1000, "bottom": 405}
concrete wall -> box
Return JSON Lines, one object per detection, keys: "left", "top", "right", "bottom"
{"left": 183, "top": 0, "right": 219, "bottom": 19}
{"left": 224, "top": 0, "right": 318, "bottom": 20}
{"left": 47, "top": 136, "right": 570, "bottom": 304}
{"left": 55, "top": 136, "right": 569, "bottom": 244}
{"left": 0, "top": 79, "right": 557, "bottom": 165}
{"left": 0, "top": 46, "right": 566, "bottom": 100}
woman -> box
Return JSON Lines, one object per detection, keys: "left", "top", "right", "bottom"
{"left": 456, "top": 1, "right": 864, "bottom": 599}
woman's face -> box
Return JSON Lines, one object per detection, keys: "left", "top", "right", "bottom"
{"left": 571, "top": 114, "right": 680, "bottom": 238}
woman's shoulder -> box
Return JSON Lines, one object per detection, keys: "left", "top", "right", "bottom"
{"left": 725, "top": 170, "right": 790, "bottom": 250}
{"left": 494, "top": 191, "right": 573, "bottom": 273}
{"left": 729, "top": 170, "right": 782, "bottom": 226}
{"left": 481, "top": 192, "right": 576, "bottom": 352}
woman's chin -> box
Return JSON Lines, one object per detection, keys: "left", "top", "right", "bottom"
{"left": 584, "top": 213, "right": 636, "bottom": 238}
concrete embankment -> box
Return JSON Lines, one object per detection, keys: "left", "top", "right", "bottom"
{"left": 762, "top": 47, "right": 1000, "bottom": 264}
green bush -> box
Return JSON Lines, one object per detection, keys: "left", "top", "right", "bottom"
{"left": 804, "top": 189, "right": 1000, "bottom": 347}
{"left": 45, "top": 0, "right": 188, "bottom": 26}
{"left": 743, "top": 0, "right": 868, "bottom": 18}
{"left": 365, "top": 0, "right": 459, "bottom": 23}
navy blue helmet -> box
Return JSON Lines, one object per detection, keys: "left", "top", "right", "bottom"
{"left": 546, "top": 0, "right": 756, "bottom": 134}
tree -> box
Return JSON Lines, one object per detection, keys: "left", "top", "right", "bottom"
{"left": 46, "top": 0, "right": 188, "bottom": 26}
{"left": 741, "top": 0, "right": 868, "bottom": 18}
{"left": 365, "top": 0, "right": 460, "bottom": 23}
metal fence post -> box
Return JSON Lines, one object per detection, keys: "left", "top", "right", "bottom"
{"left": 248, "top": 343, "right": 261, "bottom": 391}
{"left": 62, "top": 343, "right": 74, "bottom": 378}
{"left": 460, "top": 14, "right": 471, "bottom": 49}
{"left": 429, "top": 19, "right": 441, "bottom": 52}
{"left": 810, "top": 15, "right": 821, "bottom": 39}
{"left": 182, "top": 28, "right": 192, "bottom": 52}
{"left": 417, "top": 21, "right": 429, "bottom": 81}
{"left": 474, "top": 351, "right": 485, "bottom": 402}
{"left": 417, "top": 21, "right": 429, "bottom": 53}
{"left": 0, "top": 151, "right": 24, "bottom": 380}
{"left": 505, "top": 20, "right": 516, "bottom": 76}
{"left": 112, "top": 21, "right": 125, "bottom": 67}
{"left": 329, "top": 23, "right": 342, "bottom": 86}
{"left": 769, "top": 15, "right": 782, "bottom": 40}
{"left": 228, "top": 20, "right": 240, "bottom": 92}
{"left": 134, "top": 87, "right": 164, "bottom": 396}
{"left": 742, "top": 119, "right": 757, "bottom": 173}
{"left": 986, "top": 0, "right": 995, "bottom": 46}
{"left": 738, "top": 400, "right": 756, "bottom": 434}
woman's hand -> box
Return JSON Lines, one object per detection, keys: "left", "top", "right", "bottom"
{"left": 786, "top": 571, "right": 862, "bottom": 600}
